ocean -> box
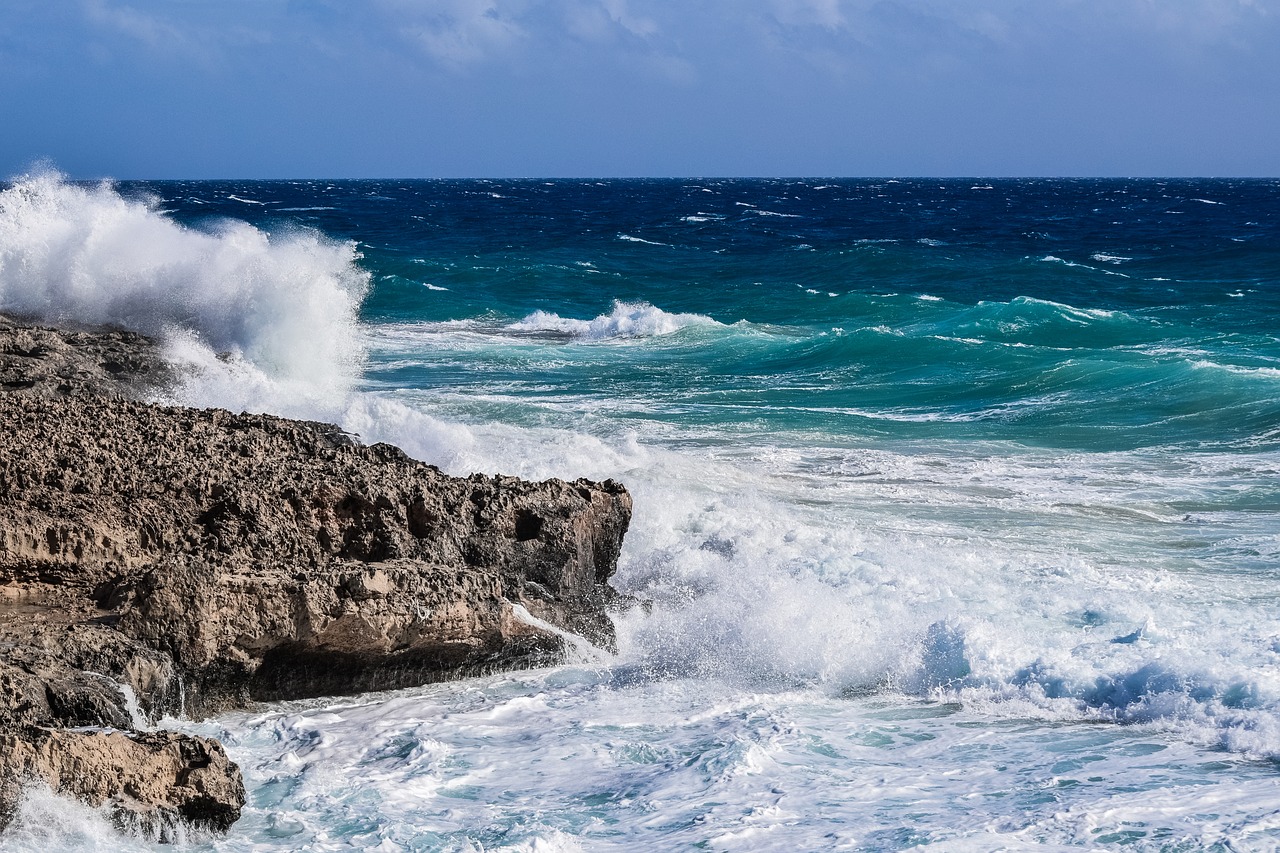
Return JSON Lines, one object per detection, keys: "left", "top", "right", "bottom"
{"left": 1, "top": 173, "right": 1279, "bottom": 851}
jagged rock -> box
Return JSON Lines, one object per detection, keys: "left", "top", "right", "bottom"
{"left": 0, "top": 727, "right": 244, "bottom": 838}
{"left": 0, "top": 313, "right": 172, "bottom": 399}
{"left": 0, "top": 605, "right": 180, "bottom": 727}
{"left": 0, "top": 394, "right": 631, "bottom": 711}
{"left": 0, "top": 314, "right": 633, "bottom": 839}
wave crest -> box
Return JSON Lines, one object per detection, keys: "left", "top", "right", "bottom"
{"left": 0, "top": 171, "right": 369, "bottom": 410}
{"left": 507, "top": 300, "right": 719, "bottom": 341}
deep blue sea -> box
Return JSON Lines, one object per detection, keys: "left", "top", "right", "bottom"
{"left": 2, "top": 174, "right": 1280, "bottom": 851}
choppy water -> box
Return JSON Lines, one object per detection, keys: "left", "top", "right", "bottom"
{"left": 2, "top": 174, "right": 1279, "bottom": 851}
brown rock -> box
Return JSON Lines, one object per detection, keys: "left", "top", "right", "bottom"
{"left": 0, "top": 313, "right": 633, "bottom": 839}
{"left": 0, "top": 727, "right": 244, "bottom": 839}
{"left": 0, "top": 313, "right": 172, "bottom": 400}
{"left": 0, "top": 393, "right": 631, "bottom": 711}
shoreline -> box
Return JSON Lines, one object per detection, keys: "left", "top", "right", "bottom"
{"left": 0, "top": 313, "right": 632, "bottom": 839}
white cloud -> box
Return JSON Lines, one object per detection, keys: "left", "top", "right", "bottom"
{"left": 767, "top": 0, "right": 849, "bottom": 30}
{"left": 371, "top": 0, "right": 671, "bottom": 68}
{"left": 377, "top": 0, "right": 527, "bottom": 66}
{"left": 600, "top": 0, "right": 659, "bottom": 38}
{"left": 83, "top": 0, "right": 190, "bottom": 49}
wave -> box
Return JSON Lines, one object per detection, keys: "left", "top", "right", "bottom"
{"left": 1191, "top": 359, "right": 1280, "bottom": 380}
{"left": 0, "top": 171, "right": 369, "bottom": 412}
{"left": 935, "top": 295, "right": 1145, "bottom": 349}
{"left": 586, "top": 428, "right": 1280, "bottom": 759}
{"left": 1040, "top": 254, "right": 1130, "bottom": 278}
{"left": 617, "top": 234, "right": 670, "bottom": 247}
{"left": 337, "top": 367, "right": 1280, "bottom": 760}
{"left": 506, "top": 301, "right": 720, "bottom": 341}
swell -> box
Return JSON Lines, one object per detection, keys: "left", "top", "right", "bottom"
{"left": 362, "top": 296, "right": 1280, "bottom": 451}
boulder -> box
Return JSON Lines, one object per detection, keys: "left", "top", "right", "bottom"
{"left": 0, "top": 727, "right": 243, "bottom": 839}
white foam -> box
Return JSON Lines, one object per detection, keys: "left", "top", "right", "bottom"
{"left": 1039, "top": 255, "right": 1130, "bottom": 277}
{"left": 0, "top": 171, "right": 369, "bottom": 413}
{"left": 0, "top": 784, "right": 155, "bottom": 852}
{"left": 617, "top": 233, "right": 670, "bottom": 247}
{"left": 1190, "top": 359, "right": 1280, "bottom": 379}
{"left": 506, "top": 301, "right": 719, "bottom": 341}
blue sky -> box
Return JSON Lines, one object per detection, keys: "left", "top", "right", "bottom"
{"left": 1, "top": 0, "right": 1277, "bottom": 177}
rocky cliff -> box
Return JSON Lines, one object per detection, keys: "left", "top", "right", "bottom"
{"left": 0, "top": 314, "right": 632, "bottom": 837}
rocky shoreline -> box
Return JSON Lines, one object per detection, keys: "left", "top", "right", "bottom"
{"left": 0, "top": 314, "right": 632, "bottom": 839}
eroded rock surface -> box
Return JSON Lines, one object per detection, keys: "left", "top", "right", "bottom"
{"left": 0, "top": 314, "right": 632, "bottom": 838}
{"left": 0, "top": 727, "right": 244, "bottom": 838}
{"left": 0, "top": 313, "right": 172, "bottom": 399}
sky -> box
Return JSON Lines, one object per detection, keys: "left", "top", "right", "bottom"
{"left": 1, "top": 0, "right": 1278, "bottom": 178}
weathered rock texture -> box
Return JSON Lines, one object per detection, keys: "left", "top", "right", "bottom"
{"left": 0, "top": 313, "right": 172, "bottom": 399}
{"left": 0, "top": 728, "right": 243, "bottom": 839}
{"left": 0, "top": 314, "right": 632, "bottom": 838}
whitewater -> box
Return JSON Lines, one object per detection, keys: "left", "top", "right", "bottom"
{"left": 2, "top": 173, "right": 1279, "bottom": 851}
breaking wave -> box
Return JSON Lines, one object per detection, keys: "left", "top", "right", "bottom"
{"left": 0, "top": 171, "right": 369, "bottom": 412}
{"left": 507, "top": 300, "right": 719, "bottom": 340}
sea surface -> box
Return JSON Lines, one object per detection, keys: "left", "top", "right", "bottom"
{"left": 1, "top": 174, "right": 1279, "bottom": 851}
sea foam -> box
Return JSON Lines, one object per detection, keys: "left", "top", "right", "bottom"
{"left": 0, "top": 171, "right": 369, "bottom": 413}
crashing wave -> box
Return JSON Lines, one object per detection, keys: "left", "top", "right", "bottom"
{"left": 0, "top": 170, "right": 369, "bottom": 412}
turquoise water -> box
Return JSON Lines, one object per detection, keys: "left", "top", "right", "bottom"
{"left": 2, "top": 175, "right": 1279, "bottom": 850}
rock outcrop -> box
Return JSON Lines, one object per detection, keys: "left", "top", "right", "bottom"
{"left": 0, "top": 313, "right": 172, "bottom": 399}
{"left": 0, "top": 314, "right": 632, "bottom": 838}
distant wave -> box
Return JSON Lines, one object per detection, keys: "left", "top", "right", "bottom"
{"left": 617, "top": 233, "right": 670, "bottom": 247}
{"left": 1040, "top": 254, "right": 1130, "bottom": 278}
{"left": 1191, "top": 360, "right": 1280, "bottom": 380}
{"left": 507, "top": 301, "right": 719, "bottom": 341}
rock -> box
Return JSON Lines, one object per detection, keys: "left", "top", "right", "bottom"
{"left": 0, "top": 394, "right": 631, "bottom": 712}
{"left": 0, "top": 727, "right": 244, "bottom": 839}
{"left": 0, "top": 313, "right": 172, "bottom": 400}
{"left": 0, "top": 313, "right": 633, "bottom": 839}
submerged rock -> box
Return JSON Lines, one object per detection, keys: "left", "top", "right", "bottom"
{"left": 0, "top": 314, "right": 632, "bottom": 838}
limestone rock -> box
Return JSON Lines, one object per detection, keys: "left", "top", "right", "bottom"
{"left": 0, "top": 313, "right": 172, "bottom": 400}
{"left": 0, "top": 393, "right": 631, "bottom": 711}
{"left": 0, "top": 727, "right": 244, "bottom": 838}
{"left": 0, "top": 313, "right": 633, "bottom": 839}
